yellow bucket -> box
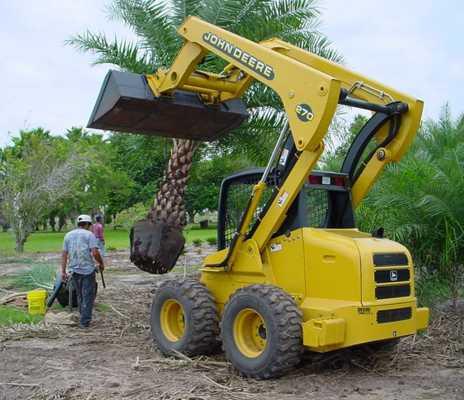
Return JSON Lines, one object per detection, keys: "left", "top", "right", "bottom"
{"left": 27, "top": 289, "right": 47, "bottom": 316}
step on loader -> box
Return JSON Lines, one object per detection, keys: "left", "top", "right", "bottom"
{"left": 89, "top": 16, "right": 429, "bottom": 379}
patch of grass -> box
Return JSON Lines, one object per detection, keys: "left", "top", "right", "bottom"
{"left": 48, "top": 302, "right": 65, "bottom": 311}
{"left": 0, "top": 276, "right": 15, "bottom": 291}
{"left": 95, "top": 303, "right": 111, "bottom": 312}
{"left": 187, "top": 224, "right": 217, "bottom": 230}
{"left": 206, "top": 237, "right": 217, "bottom": 246}
{"left": 192, "top": 238, "right": 203, "bottom": 247}
{"left": 0, "top": 305, "right": 43, "bottom": 326}
{"left": 0, "top": 228, "right": 216, "bottom": 254}
{"left": 184, "top": 229, "right": 216, "bottom": 243}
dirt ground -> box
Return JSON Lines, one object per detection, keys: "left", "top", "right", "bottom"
{"left": 1, "top": 249, "right": 463, "bottom": 400}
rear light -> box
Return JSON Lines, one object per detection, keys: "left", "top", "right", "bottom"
{"left": 309, "top": 175, "right": 322, "bottom": 184}
{"left": 333, "top": 176, "right": 346, "bottom": 187}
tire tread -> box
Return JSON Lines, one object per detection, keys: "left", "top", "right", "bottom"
{"left": 221, "top": 284, "right": 303, "bottom": 379}
{"left": 152, "top": 279, "right": 219, "bottom": 356}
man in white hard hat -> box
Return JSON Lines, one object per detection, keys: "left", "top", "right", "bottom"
{"left": 61, "top": 214, "right": 105, "bottom": 328}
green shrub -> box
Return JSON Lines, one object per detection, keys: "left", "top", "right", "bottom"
{"left": 206, "top": 237, "right": 217, "bottom": 246}
{"left": 192, "top": 239, "right": 203, "bottom": 247}
{"left": 416, "top": 268, "right": 452, "bottom": 308}
{"left": 0, "top": 305, "right": 43, "bottom": 326}
{"left": 113, "top": 203, "right": 148, "bottom": 230}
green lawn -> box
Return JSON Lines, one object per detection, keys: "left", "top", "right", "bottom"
{"left": 0, "top": 228, "right": 216, "bottom": 255}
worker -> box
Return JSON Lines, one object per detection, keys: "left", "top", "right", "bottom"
{"left": 92, "top": 214, "right": 106, "bottom": 256}
{"left": 61, "top": 214, "right": 105, "bottom": 328}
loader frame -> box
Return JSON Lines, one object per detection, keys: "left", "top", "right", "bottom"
{"left": 138, "top": 17, "right": 429, "bottom": 358}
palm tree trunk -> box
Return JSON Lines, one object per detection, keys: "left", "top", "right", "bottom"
{"left": 148, "top": 139, "right": 196, "bottom": 227}
{"left": 130, "top": 139, "right": 197, "bottom": 274}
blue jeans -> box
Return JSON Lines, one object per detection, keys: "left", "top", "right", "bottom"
{"left": 73, "top": 272, "right": 96, "bottom": 326}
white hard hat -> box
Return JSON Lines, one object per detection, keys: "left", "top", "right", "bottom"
{"left": 76, "top": 214, "right": 92, "bottom": 225}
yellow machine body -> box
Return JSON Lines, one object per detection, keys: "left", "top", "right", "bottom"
{"left": 202, "top": 229, "right": 428, "bottom": 351}
{"left": 95, "top": 16, "right": 429, "bottom": 356}
{"left": 143, "top": 16, "right": 429, "bottom": 352}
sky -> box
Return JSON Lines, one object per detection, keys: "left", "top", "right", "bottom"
{"left": 0, "top": 0, "right": 462, "bottom": 147}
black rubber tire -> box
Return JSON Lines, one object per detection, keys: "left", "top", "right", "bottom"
{"left": 150, "top": 279, "right": 220, "bottom": 356}
{"left": 221, "top": 285, "right": 303, "bottom": 379}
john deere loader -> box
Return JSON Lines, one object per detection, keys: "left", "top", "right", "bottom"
{"left": 88, "top": 17, "right": 429, "bottom": 379}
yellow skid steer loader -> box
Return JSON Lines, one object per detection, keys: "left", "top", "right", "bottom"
{"left": 89, "top": 17, "right": 429, "bottom": 379}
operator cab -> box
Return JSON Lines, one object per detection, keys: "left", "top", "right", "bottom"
{"left": 217, "top": 168, "right": 354, "bottom": 250}
{"left": 217, "top": 97, "right": 405, "bottom": 251}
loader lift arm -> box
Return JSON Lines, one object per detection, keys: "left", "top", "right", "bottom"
{"left": 143, "top": 17, "right": 423, "bottom": 265}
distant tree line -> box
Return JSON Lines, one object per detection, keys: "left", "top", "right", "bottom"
{"left": 1, "top": 106, "right": 463, "bottom": 307}
{"left": 0, "top": 126, "right": 252, "bottom": 250}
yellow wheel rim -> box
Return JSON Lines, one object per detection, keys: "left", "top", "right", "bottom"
{"left": 233, "top": 308, "right": 267, "bottom": 358}
{"left": 160, "top": 299, "right": 185, "bottom": 342}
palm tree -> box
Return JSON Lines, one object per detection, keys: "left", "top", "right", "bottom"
{"left": 69, "top": 0, "right": 341, "bottom": 273}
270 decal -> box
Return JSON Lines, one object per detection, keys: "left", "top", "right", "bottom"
{"left": 296, "top": 103, "right": 314, "bottom": 122}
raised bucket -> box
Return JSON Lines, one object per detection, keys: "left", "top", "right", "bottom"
{"left": 87, "top": 70, "right": 248, "bottom": 141}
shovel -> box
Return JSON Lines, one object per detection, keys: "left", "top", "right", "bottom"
{"left": 88, "top": 70, "right": 248, "bottom": 141}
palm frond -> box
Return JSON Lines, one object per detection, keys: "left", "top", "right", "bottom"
{"left": 67, "top": 31, "right": 151, "bottom": 73}
{"left": 170, "top": 0, "right": 203, "bottom": 26}
{"left": 109, "top": 0, "right": 179, "bottom": 66}
{"left": 264, "top": 0, "right": 320, "bottom": 25}
{"left": 224, "top": 0, "right": 260, "bottom": 32}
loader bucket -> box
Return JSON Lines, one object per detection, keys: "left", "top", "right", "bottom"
{"left": 88, "top": 70, "right": 248, "bottom": 141}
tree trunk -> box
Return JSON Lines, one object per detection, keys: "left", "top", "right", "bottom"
{"left": 130, "top": 139, "right": 197, "bottom": 274}
{"left": 15, "top": 235, "right": 26, "bottom": 253}
{"left": 49, "top": 215, "right": 56, "bottom": 232}
{"left": 58, "top": 215, "right": 66, "bottom": 232}
{"left": 13, "top": 218, "right": 27, "bottom": 253}
{"left": 148, "top": 139, "right": 196, "bottom": 227}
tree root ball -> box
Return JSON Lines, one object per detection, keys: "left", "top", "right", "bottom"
{"left": 130, "top": 219, "right": 185, "bottom": 274}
